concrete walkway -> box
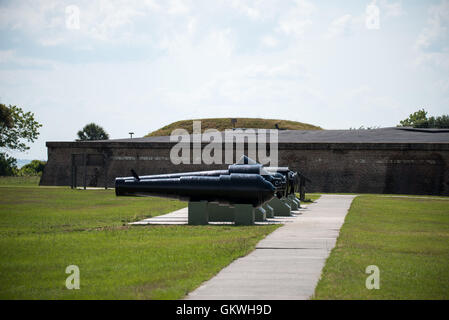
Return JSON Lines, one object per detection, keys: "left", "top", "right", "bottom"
{"left": 186, "top": 195, "right": 356, "bottom": 300}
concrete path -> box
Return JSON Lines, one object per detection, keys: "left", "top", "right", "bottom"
{"left": 186, "top": 195, "right": 356, "bottom": 300}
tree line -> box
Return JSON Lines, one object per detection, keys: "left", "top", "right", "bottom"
{"left": 398, "top": 108, "right": 449, "bottom": 128}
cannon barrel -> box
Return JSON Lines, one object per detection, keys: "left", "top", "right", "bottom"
{"left": 118, "top": 164, "right": 287, "bottom": 196}
{"left": 121, "top": 169, "right": 229, "bottom": 180}
{"left": 120, "top": 164, "right": 264, "bottom": 180}
{"left": 115, "top": 173, "right": 276, "bottom": 207}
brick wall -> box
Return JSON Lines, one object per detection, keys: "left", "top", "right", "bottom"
{"left": 40, "top": 141, "right": 449, "bottom": 196}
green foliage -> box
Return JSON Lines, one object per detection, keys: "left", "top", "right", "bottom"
{"left": 0, "top": 153, "right": 17, "bottom": 176}
{"left": 398, "top": 108, "right": 449, "bottom": 128}
{"left": 0, "top": 104, "right": 42, "bottom": 176}
{"left": 425, "top": 114, "right": 449, "bottom": 128}
{"left": 0, "top": 104, "right": 14, "bottom": 129}
{"left": 77, "top": 123, "right": 110, "bottom": 140}
{"left": 399, "top": 108, "right": 428, "bottom": 127}
{"left": 17, "top": 160, "right": 46, "bottom": 176}
{"left": 0, "top": 104, "right": 42, "bottom": 152}
{"left": 146, "top": 118, "right": 322, "bottom": 137}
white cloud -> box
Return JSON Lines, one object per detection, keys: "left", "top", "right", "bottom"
{"left": 276, "top": 0, "right": 315, "bottom": 37}
{"left": 0, "top": 0, "right": 192, "bottom": 45}
{"left": 380, "top": 0, "right": 405, "bottom": 17}
{"left": 325, "top": 11, "right": 368, "bottom": 39}
{"left": 416, "top": 0, "right": 449, "bottom": 50}
{"left": 415, "top": 0, "right": 449, "bottom": 69}
{"left": 243, "top": 60, "right": 308, "bottom": 79}
{"left": 229, "top": 0, "right": 261, "bottom": 20}
{"left": 1, "top": 0, "right": 448, "bottom": 159}
{"left": 167, "top": 0, "right": 190, "bottom": 15}
{"left": 187, "top": 17, "right": 196, "bottom": 34}
{"left": 261, "top": 35, "right": 278, "bottom": 47}
{"left": 0, "top": 50, "right": 55, "bottom": 68}
{"left": 325, "top": 1, "right": 404, "bottom": 40}
{"left": 326, "top": 14, "right": 353, "bottom": 39}
{"left": 227, "top": 0, "right": 285, "bottom": 21}
{"left": 170, "top": 59, "right": 312, "bottom": 109}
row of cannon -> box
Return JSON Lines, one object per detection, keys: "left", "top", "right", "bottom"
{"left": 115, "top": 156, "right": 305, "bottom": 225}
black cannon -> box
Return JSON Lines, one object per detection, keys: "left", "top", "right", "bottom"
{"left": 116, "top": 163, "right": 287, "bottom": 203}
{"left": 115, "top": 156, "right": 306, "bottom": 225}
{"left": 116, "top": 173, "right": 275, "bottom": 207}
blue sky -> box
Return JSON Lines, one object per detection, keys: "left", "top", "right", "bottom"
{"left": 0, "top": 0, "right": 448, "bottom": 160}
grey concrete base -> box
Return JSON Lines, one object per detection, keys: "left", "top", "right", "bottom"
{"left": 263, "top": 204, "right": 274, "bottom": 218}
{"left": 188, "top": 201, "right": 209, "bottom": 225}
{"left": 255, "top": 207, "right": 266, "bottom": 222}
{"left": 234, "top": 204, "right": 255, "bottom": 225}
{"left": 294, "top": 197, "right": 301, "bottom": 208}
{"left": 286, "top": 196, "right": 298, "bottom": 210}
{"left": 186, "top": 195, "right": 356, "bottom": 300}
{"left": 288, "top": 195, "right": 300, "bottom": 209}
{"left": 268, "top": 197, "right": 291, "bottom": 216}
{"left": 208, "top": 203, "right": 235, "bottom": 222}
{"left": 129, "top": 206, "right": 306, "bottom": 226}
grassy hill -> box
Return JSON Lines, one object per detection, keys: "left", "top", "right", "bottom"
{"left": 146, "top": 118, "right": 322, "bottom": 137}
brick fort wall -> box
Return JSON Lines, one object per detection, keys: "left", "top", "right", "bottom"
{"left": 40, "top": 141, "right": 449, "bottom": 196}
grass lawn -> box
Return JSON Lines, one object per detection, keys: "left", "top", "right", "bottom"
{"left": 0, "top": 176, "right": 41, "bottom": 186}
{"left": 0, "top": 184, "right": 279, "bottom": 299}
{"left": 314, "top": 195, "right": 449, "bottom": 299}
{"left": 298, "top": 193, "right": 321, "bottom": 203}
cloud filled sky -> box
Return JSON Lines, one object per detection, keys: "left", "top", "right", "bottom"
{"left": 0, "top": 0, "right": 448, "bottom": 160}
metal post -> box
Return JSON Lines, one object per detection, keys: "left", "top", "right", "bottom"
{"left": 103, "top": 154, "right": 107, "bottom": 190}
{"left": 74, "top": 164, "right": 77, "bottom": 189}
{"left": 300, "top": 176, "right": 306, "bottom": 201}
{"left": 70, "top": 153, "right": 75, "bottom": 189}
{"left": 83, "top": 153, "right": 87, "bottom": 190}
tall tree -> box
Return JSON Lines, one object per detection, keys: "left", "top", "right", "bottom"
{"left": 0, "top": 104, "right": 42, "bottom": 176}
{"left": 77, "top": 123, "right": 110, "bottom": 140}
{"left": 0, "top": 104, "right": 41, "bottom": 152}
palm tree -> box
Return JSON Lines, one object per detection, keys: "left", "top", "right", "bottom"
{"left": 77, "top": 123, "right": 109, "bottom": 140}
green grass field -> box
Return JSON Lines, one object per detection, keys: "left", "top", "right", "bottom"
{"left": 314, "top": 195, "right": 449, "bottom": 299}
{"left": 0, "top": 178, "right": 279, "bottom": 299}
{"left": 3, "top": 177, "right": 447, "bottom": 299}
{"left": 0, "top": 175, "right": 41, "bottom": 186}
